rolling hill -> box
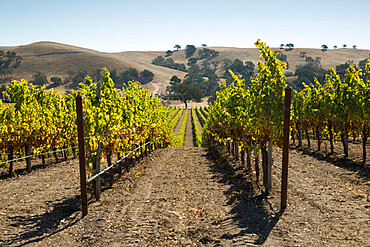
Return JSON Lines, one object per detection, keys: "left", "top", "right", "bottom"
{"left": 1, "top": 41, "right": 369, "bottom": 94}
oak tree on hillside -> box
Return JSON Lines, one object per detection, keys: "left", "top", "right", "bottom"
{"left": 166, "top": 83, "right": 203, "bottom": 108}
{"left": 299, "top": 51, "right": 307, "bottom": 58}
{"left": 294, "top": 62, "right": 329, "bottom": 90}
{"left": 117, "top": 68, "right": 139, "bottom": 86}
{"left": 0, "top": 50, "right": 22, "bottom": 78}
{"left": 174, "top": 44, "right": 181, "bottom": 51}
{"left": 187, "top": 57, "right": 198, "bottom": 66}
{"left": 198, "top": 48, "right": 219, "bottom": 60}
{"left": 166, "top": 50, "right": 173, "bottom": 56}
{"left": 32, "top": 72, "right": 48, "bottom": 86}
{"left": 285, "top": 43, "right": 294, "bottom": 51}
{"left": 138, "top": 69, "right": 154, "bottom": 84}
{"left": 185, "top": 45, "right": 196, "bottom": 58}
{"left": 50, "top": 76, "right": 62, "bottom": 85}
{"left": 170, "top": 75, "right": 181, "bottom": 85}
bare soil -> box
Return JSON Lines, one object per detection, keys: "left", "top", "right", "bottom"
{"left": 0, "top": 121, "right": 369, "bottom": 246}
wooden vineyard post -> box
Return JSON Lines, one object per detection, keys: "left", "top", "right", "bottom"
{"left": 108, "top": 155, "right": 114, "bottom": 187}
{"left": 94, "top": 144, "right": 101, "bottom": 200}
{"left": 8, "top": 147, "right": 14, "bottom": 178}
{"left": 25, "top": 140, "right": 32, "bottom": 173}
{"left": 267, "top": 140, "right": 273, "bottom": 192}
{"left": 41, "top": 152, "right": 46, "bottom": 167}
{"left": 118, "top": 153, "right": 122, "bottom": 178}
{"left": 76, "top": 95, "right": 88, "bottom": 217}
{"left": 281, "top": 87, "right": 292, "bottom": 209}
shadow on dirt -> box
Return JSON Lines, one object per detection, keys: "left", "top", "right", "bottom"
{"left": 0, "top": 157, "right": 78, "bottom": 180}
{"left": 291, "top": 144, "right": 370, "bottom": 182}
{"left": 2, "top": 196, "right": 81, "bottom": 246}
{"left": 205, "top": 147, "right": 284, "bottom": 245}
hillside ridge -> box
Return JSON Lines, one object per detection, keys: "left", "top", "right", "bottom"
{"left": 1, "top": 41, "right": 369, "bottom": 94}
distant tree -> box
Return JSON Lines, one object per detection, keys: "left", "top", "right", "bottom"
{"left": 321, "top": 44, "right": 328, "bottom": 51}
{"left": 333, "top": 45, "right": 337, "bottom": 49}
{"left": 176, "top": 63, "right": 187, "bottom": 72}
{"left": 343, "top": 44, "right": 347, "bottom": 48}
{"left": 201, "top": 60, "right": 210, "bottom": 68}
{"left": 138, "top": 69, "right": 154, "bottom": 84}
{"left": 166, "top": 83, "right": 203, "bottom": 108}
{"left": 353, "top": 45, "right": 357, "bottom": 49}
{"left": 183, "top": 64, "right": 204, "bottom": 88}
{"left": 305, "top": 56, "right": 314, "bottom": 64}
{"left": 152, "top": 56, "right": 165, "bottom": 65}
{"left": 0, "top": 50, "right": 22, "bottom": 78}
{"left": 285, "top": 43, "right": 294, "bottom": 51}
{"left": 335, "top": 61, "right": 354, "bottom": 79}
{"left": 186, "top": 64, "right": 201, "bottom": 77}
{"left": 166, "top": 50, "right": 173, "bottom": 56}
{"left": 223, "top": 59, "right": 255, "bottom": 85}
{"left": 67, "top": 69, "right": 89, "bottom": 87}
{"left": 50, "top": 76, "right": 62, "bottom": 85}
{"left": 294, "top": 63, "right": 329, "bottom": 90}
{"left": 118, "top": 68, "right": 139, "bottom": 86}
{"left": 299, "top": 51, "right": 307, "bottom": 58}
{"left": 109, "top": 69, "right": 118, "bottom": 83}
{"left": 280, "top": 44, "right": 285, "bottom": 49}
{"left": 174, "top": 44, "right": 181, "bottom": 51}
{"left": 32, "top": 72, "right": 48, "bottom": 86}
{"left": 185, "top": 45, "right": 196, "bottom": 58}
{"left": 222, "top": 58, "right": 232, "bottom": 69}
{"left": 211, "top": 61, "right": 219, "bottom": 70}
{"left": 170, "top": 75, "right": 181, "bottom": 85}
{"left": 152, "top": 56, "right": 187, "bottom": 72}
{"left": 187, "top": 57, "right": 198, "bottom": 65}
{"left": 201, "top": 44, "right": 207, "bottom": 47}
{"left": 198, "top": 48, "right": 219, "bottom": 60}
{"left": 46, "top": 76, "right": 63, "bottom": 89}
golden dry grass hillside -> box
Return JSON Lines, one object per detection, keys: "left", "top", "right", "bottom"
{"left": 1, "top": 41, "right": 369, "bottom": 94}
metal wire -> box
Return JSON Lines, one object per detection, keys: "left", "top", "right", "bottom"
{"left": 86, "top": 141, "right": 152, "bottom": 183}
{"left": 1, "top": 146, "right": 74, "bottom": 165}
{"left": 84, "top": 80, "right": 101, "bottom": 95}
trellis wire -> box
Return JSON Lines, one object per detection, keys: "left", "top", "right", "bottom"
{"left": 86, "top": 141, "right": 152, "bottom": 183}
{"left": 1, "top": 146, "right": 74, "bottom": 165}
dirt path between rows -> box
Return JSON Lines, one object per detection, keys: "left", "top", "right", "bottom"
{"left": 173, "top": 107, "right": 185, "bottom": 137}
{"left": 184, "top": 109, "right": 194, "bottom": 148}
{"left": 0, "top": 119, "right": 369, "bottom": 246}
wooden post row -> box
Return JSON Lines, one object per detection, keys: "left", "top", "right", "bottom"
{"left": 281, "top": 87, "right": 292, "bottom": 209}
{"left": 76, "top": 95, "right": 88, "bottom": 217}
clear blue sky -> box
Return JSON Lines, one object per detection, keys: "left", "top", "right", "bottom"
{"left": 1, "top": 0, "right": 369, "bottom": 52}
